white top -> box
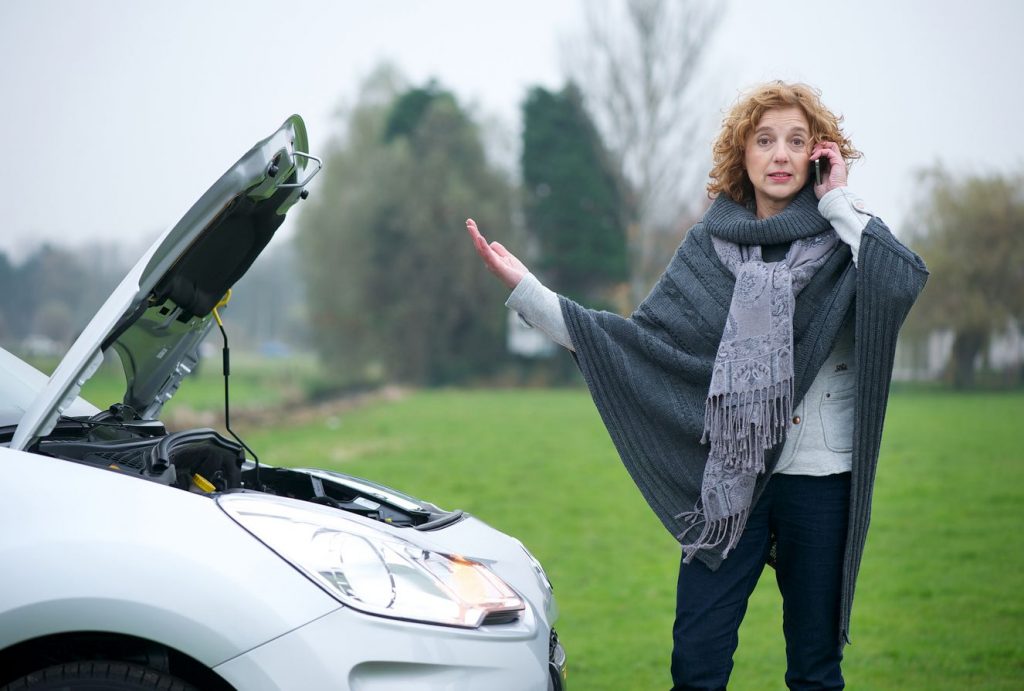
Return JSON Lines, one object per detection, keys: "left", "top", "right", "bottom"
{"left": 506, "top": 187, "right": 873, "bottom": 476}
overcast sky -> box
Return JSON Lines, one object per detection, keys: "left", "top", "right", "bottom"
{"left": 1, "top": 0, "right": 1021, "bottom": 260}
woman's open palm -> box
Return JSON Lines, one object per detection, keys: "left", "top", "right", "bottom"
{"left": 466, "top": 218, "right": 529, "bottom": 289}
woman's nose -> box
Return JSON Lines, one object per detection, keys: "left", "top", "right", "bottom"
{"left": 773, "top": 142, "right": 790, "bottom": 161}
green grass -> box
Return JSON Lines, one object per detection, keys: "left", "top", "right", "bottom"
{"left": 235, "top": 387, "right": 1024, "bottom": 690}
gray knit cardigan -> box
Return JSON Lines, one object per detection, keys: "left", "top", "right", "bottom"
{"left": 559, "top": 187, "right": 928, "bottom": 646}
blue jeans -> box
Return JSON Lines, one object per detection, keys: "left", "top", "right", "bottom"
{"left": 670, "top": 472, "right": 850, "bottom": 691}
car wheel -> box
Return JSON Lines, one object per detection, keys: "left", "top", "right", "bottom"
{"left": 0, "top": 661, "right": 197, "bottom": 691}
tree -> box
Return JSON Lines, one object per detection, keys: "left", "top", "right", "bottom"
{"left": 0, "top": 244, "right": 123, "bottom": 349}
{"left": 383, "top": 80, "right": 450, "bottom": 142}
{"left": 296, "top": 69, "right": 514, "bottom": 387}
{"left": 904, "top": 167, "right": 1024, "bottom": 387}
{"left": 12, "top": 245, "right": 99, "bottom": 342}
{"left": 565, "top": 0, "right": 723, "bottom": 302}
{"left": 521, "top": 83, "right": 629, "bottom": 307}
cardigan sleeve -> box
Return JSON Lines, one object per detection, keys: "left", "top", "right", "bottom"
{"left": 505, "top": 273, "right": 575, "bottom": 351}
{"left": 819, "top": 187, "right": 874, "bottom": 267}
{"left": 839, "top": 216, "right": 928, "bottom": 646}
{"left": 850, "top": 216, "right": 928, "bottom": 466}
{"left": 857, "top": 218, "right": 929, "bottom": 304}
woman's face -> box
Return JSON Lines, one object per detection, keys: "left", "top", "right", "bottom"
{"left": 743, "top": 106, "right": 811, "bottom": 218}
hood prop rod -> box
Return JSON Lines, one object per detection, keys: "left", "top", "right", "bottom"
{"left": 213, "top": 296, "right": 261, "bottom": 489}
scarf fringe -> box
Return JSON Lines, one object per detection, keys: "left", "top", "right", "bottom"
{"left": 680, "top": 378, "right": 791, "bottom": 561}
{"left": 701, "top": 377, "right": 794, "bottom": 472}
{"left": 675, "top": 504, "right": 751, "bottom": 564}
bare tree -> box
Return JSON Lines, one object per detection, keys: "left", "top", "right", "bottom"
{"left": 565, "top": 0, "right": 723, "bottom": 302}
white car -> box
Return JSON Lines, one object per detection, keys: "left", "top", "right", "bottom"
{"left": 0, "top": 117, "right": 566, "bottom": 691}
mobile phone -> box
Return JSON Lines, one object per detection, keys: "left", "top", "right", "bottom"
{"left": 813, "top": 157, "right": 830, "bottom": 186}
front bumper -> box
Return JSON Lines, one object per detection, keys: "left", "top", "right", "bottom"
{"left": 214, "top": 605, "right": 566, "bottom": 691}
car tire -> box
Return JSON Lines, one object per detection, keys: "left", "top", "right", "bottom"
{"left": 0, "top": 661, "right": 197, "bottom": 691}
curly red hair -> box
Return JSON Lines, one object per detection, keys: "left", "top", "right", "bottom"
{"left": 707, "top": 81, "right": 862, "bottom": 204}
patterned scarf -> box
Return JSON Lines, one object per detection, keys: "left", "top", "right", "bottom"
{"left": 676, "top": 230, "right": 840, "bottom": 561}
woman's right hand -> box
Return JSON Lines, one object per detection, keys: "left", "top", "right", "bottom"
{"left": 466, "top": 218, "right": 529, "bottom": 290}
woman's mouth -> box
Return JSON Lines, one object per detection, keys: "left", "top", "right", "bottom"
{"left": 768, "top": 172, "right": 792, "bottom": 182}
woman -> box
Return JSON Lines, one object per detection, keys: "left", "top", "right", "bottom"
{"left": 467, "top": 81, "right": 927, "bottom": 690}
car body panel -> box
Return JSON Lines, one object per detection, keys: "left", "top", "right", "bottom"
{"left": 0, "top": 447, "right": 340, "bottom": 665}
{"left": 214, "top": 606, "right": 551, "bottom": 691}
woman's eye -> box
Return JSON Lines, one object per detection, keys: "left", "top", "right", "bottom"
{"left": 758, "top": 137, "right": 771, "bottom": 147}
{"left": 792, "top": 138, "right": 805, "bottom": 147}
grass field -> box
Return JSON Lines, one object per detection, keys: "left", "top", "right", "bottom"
{"left": 229, "top": 387, "right": 1021, "bottom": 690}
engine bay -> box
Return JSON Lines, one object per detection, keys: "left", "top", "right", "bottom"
{"left": 28, "top": 414, "right": 459, "bottom": 531}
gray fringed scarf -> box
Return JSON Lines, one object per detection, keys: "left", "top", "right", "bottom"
{"left": 676, "top": 230, "right": 839, "bottom": 561}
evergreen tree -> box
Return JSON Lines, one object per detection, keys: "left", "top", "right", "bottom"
{"left": 383, "top": 80, "right": 454, "bottom": 142}
{"left": 521, "top": 83, "right": 629, "bottom": 307}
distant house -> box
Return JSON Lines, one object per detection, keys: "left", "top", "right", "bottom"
{"left": 506, "top": 310, "right": 556, "bottom": 358}
{"left": 20, "top": 335, "right": 62, "bottom": 358}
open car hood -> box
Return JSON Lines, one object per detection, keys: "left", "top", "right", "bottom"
{"left": 10, "top": 116, "right": 319, "bottom": 451}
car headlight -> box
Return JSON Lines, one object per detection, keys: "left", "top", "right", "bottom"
{"left": 218, "top": 494, "right": 525, "bottom": 628}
